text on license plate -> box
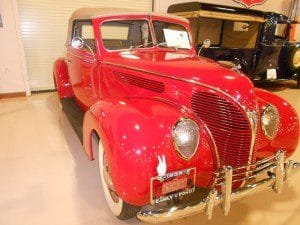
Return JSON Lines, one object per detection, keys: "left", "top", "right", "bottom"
{"left": 151, "top": 168, "right": 196, "bottom": 204}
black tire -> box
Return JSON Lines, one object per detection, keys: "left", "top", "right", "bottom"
{"left": 117, "top": 202, "right": 141, "bottom": 220}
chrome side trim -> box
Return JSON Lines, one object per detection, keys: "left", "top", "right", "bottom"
{"left": 68, "top": 50, "right": 96, "bottom": 64}
{"left": 246, "top": 110, "right": 258, "bottom": 178}
{"left": 137, "top": 151, "right": 300, "bottom": 223}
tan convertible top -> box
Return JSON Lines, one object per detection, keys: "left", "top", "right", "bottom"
{"left": 172, "top": 10, "right": 266, "bottom": 23}
{"left": 66, "top": 8, "right": 189, "bottom": 44}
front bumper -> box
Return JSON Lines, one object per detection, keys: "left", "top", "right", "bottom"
{"left": 137, "top": 150, "right": 300, "bottom": 223}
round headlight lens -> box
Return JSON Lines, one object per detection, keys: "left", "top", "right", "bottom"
{"left": 261, "top": 105, "right": 279, "bottom": 140}
{"left": 292, "top": 49, "right": 300, "bottom": 69}
{"left": 293, "top": 49, "right": 300, "bottom": 69}
{"left": 173, "top": 118, "right": 200, "bottom": 160}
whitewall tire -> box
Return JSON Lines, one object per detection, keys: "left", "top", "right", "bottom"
{"left": 98, "top": 139, "right": 140, "bottom": 220}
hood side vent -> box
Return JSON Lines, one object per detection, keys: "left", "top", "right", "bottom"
{"left": 114, "top": 71, "right": 165, "bottom": 93}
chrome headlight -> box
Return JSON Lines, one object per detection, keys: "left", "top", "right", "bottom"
{"left": 292, "top": 48, "right": 300, "bottom": 69}
{"left": 172, "top": 118, "right": 200, "bottom": 160}
{"left": 261, "top": 105, "right": 279, "bottom": 140}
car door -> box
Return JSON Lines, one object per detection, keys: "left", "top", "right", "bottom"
{"left": 67, "top": 20, "right": 99, "bottom": 110}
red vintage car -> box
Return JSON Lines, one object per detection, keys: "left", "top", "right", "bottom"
{"left": 53, "top": 8, "right": 300, "bottom": 223}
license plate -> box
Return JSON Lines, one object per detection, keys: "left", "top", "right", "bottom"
{"left": 267, "top": 69, "right": 277, "bottom": 80}
{"left": 151, "top": 168, "right": 196, "bottom": 204}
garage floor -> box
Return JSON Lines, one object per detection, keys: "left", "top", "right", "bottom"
{"left": 0, "top": 81, "right": 300, "bottom": 225}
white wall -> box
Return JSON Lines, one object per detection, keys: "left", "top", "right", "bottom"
{"left": 0, "top": 0, "right": 29, "bottom": 95}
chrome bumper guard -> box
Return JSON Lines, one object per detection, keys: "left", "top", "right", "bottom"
{"left": 137, "top": 151, "right": 300, "bottom": 223}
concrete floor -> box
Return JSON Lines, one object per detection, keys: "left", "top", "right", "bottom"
{"left": 0, "top": 81, "right": 300, "bottom": 225}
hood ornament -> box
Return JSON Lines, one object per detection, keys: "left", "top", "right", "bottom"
{"left": 157, "top": 155, "right": 167, "bottom": 177}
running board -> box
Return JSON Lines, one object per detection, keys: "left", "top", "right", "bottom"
{"left": 61, "top": 97, "right": 84, "bottom": 143}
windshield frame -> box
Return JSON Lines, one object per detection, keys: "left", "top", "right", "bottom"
{"left": 152, "top": 19, "right": 192, "bottom": 50}
{"left": 96, "top": 14, "right": 194, "bottom": 55}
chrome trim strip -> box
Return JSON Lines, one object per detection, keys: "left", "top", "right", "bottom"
{"left": 68, "top": 51, "right": 96, "bottom": 64}
{"left": 137, "top": 151, "right": 300, "bottom": 223}
{"left": 246, "top": 109, "right": 258, "bottom": 179}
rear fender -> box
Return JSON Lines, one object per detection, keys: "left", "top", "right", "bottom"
{"left": 255, "top": 88, "right": 299, "bottom": 158}
{"left": 53, "top": 58, "right": 74, "bottom": 99}
{"left": 82, "top": 98, "right": 216, "bottom": 206}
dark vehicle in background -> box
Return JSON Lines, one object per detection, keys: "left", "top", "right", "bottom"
{"left": 168, "top": 2, "right": 300, "bottom": 87}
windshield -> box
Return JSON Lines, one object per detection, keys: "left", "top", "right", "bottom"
{"left": 101, "top": 20, "right": 153, "bottom": 50}
{"left": 188, "top": 17, "right": 260, "bottom": 49}
{"left": 153, "top": 21, "right": 191, "bottom": 49}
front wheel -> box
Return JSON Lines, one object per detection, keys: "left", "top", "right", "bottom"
{"left": 98, "top": 140, "right": 140, "bottom": 220}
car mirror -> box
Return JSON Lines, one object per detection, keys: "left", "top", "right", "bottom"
{"left": 71, "top": 37, "right": 96, "bottom": 61}
{"left": 202, "top": 39, "right": 211, "bottom": 49}
{"left": 198, "top": 39, "right": 211, "bottom": 57}
{"left": 71, "top": 37, "right": 84, "bottom": 49}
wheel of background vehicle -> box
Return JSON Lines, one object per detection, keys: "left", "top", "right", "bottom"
{"left": 98, "top": 139, "right": 140, "bottom": 220}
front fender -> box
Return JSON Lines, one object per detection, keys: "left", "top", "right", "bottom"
{"left": 83, "top": 98, "right": 216, "bottom": 206}
{"left": 255, "top": 88, "right": 299, "bottom": 158}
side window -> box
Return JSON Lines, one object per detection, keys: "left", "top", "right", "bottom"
{"left": 222, "top": 21, "right": 260, "bottom": 48}
{"left": 101, "top": 20, "right": 152, "bottom": 50}
{"left": 197, "top": 17, "right": 222, "bottom": 46}
{"left": 72, "top": 20, "right": 95, "bottom": 50}
{"left": 275, "top": 23, "right": 288, "bottom": 39}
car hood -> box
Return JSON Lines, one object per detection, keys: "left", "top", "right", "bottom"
{"left": 104, "top": 50, "right": 257, "bottom": 110}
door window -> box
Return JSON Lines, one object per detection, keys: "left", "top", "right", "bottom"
{"left": 72, "top": 20, "right": 95, "bottom": 51}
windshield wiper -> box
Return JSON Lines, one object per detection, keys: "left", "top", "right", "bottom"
{"left": 156, "top": 42, "right": 178, "bottom": 51}
{"left": 129, "top": 42, "right": 154, "bottom": 50}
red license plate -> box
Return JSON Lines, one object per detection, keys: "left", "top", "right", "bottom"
{"left": 151, "top": 168, "right": 196, "bottom": 204}
{"left": 162, "top": 178, "right": 188, "bottom": 194}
